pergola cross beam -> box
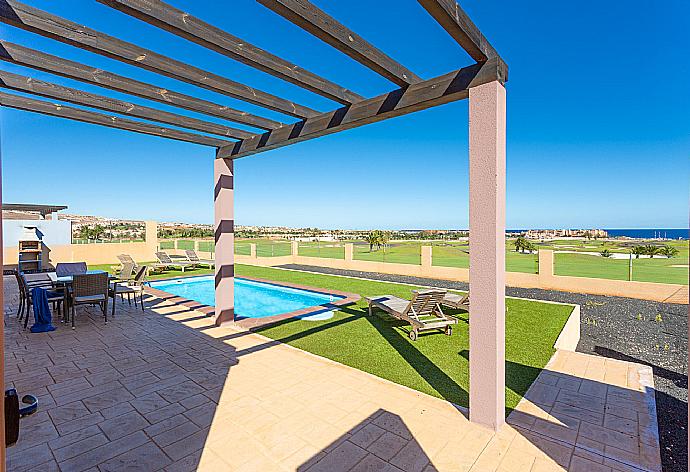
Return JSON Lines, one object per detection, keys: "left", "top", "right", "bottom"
{"left": 97, "top": 0, "right": 364, "bottom": 105}
{"left": 0, "top": 0, "right": 319, "bottom": 118}
{"left": 220, "top": 57, "right": 506, "bottom": 159}
{"left": 417, "top": 0, "right": 500, "bottom": 63}
{"left": 0, "top": 69, "right": 255, "bottom": 139}
{"left": 0, "top": 40, "right": 284, "bottom": 131}
{"left": 0, "top": 91, "right": 234, "bottom": 147}
{"left": 257, "top": 0, "right": 422, "bottom": 87}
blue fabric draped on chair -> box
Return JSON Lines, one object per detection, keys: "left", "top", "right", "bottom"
{"left": 30, "top": 287, "right": 57, "bottom": 333}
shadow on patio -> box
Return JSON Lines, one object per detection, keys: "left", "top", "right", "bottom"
{"left": 3, "top": 276, "right": 662, "bottom": 471}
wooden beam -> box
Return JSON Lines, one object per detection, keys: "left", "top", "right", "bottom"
{"left": 258, "top": 0, "right": 422, "bottom": 87}
{"left": 0, "top": 70, "right": 256, "bottom": 139}
{"left": 0, "top": 91, "right": 232, "bottom": 147}
{"left": 220, "top": 58, "right": 506, "bottom": 159}
{"left": 417, "top": 0, "right": 500, "bottom": 63}
{"left": 0, "top": 0, "right": 319, "bottom": 119}
{"left": 0, "top": 40, "right": 283, "bottom": 131}
{"left": 97, "top": 0, "right": 364, "bottom": 105}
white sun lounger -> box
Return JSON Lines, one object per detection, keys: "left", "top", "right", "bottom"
{"left": 154, "top": 251, "right": 196, "bottom": 272}
{"left": 442, "top": 292, "right": 469, "bottom": 311}
{"left": 185, "top": 250, "right": 215, "bottom": 269}
{"left": 365, "top": 289, "right": 457, "bottom": 341}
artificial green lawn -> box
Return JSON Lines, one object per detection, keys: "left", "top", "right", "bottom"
{"left": 91, "top": 262, "right": 573, "bottom": 411}
{"left": 237, "top": 264, "right": 572, "bottom": 412}
{"left": 229, "top": 238, "right": 689, "bottom": 285}
{"left": 90, "top": 263, "right": 214, "bottom": 281}
{"left": 135, "top": 235, "right": 690, "bottom": 284}
{"left": 554, "top": 252, "right": 688, "bottom": 285}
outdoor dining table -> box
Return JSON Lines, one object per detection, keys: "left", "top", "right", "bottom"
{"left": 47, "top": 270, "right": 120, "bottom": 319}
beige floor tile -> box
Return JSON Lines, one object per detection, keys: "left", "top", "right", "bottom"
{"left": 2, "top": 279, "right": 663, "bottom": 472}
{"left": 494, "top": 446, "right": 537, "bottom": 472}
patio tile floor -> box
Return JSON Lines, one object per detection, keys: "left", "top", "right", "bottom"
{"left": 3, "top": 275, "right": 662, "bottom": 471}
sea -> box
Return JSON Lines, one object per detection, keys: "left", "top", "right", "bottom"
{"left": 604, "top": 229, "right": 688, "bottom": 240}
{"left": 505, "top": 229, "right": 688, "bottom": 240}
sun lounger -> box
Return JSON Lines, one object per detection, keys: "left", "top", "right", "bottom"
{"left": 442, "top": 292, "right": 469, "bottom": 311}
{"left": 117, "top": 254, "right": 139, "bottom": 269}
{"left": 185, "top": 250, "right": 215, "bottom": 269}
{"left": 365, "top": 289, "right": 457, "bottom": 341}
{"left": 154, "top": 251, "right": 196, "bottom": 272}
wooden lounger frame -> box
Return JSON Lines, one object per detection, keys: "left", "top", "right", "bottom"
{"left": 366, "top": 289, "right": 458, "bottom": 341}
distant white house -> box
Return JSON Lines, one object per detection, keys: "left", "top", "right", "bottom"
{"left": 525, "top": 228, "right": 608, "bottom": 240}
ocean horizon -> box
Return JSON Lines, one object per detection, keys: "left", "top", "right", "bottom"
{"left": 604, "top": 229, "right": 688, "bottom": 240}
{"left": 504, "top": 229, "right": 688, "bottom": 240}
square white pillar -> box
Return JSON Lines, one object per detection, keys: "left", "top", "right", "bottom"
{"left": 214, "top": 156, "right": 235, "bottom": 326}
{"left": 468, "top": 80, "right": 507, "bottom": 430}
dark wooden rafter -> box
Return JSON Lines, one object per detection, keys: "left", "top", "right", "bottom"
{"left": 0, "top": 0, "right": 506, "bottom": 156}
{"left": 417, "top": 0, "right": 500, "bottom": 63}
{"left": 220, "top": 57, "right": 507, "bottom": 160}
{"left": 257, "top": 0, "right": 422, "bottom": 87}
{"left": 0, "top": 91, "right": 233, "bottom": 147}
{"left": 0, "top": 70, "right": 257, "bottom": 139}
{"left": 97, "top": 0, "right": 364, "bottom": 105}
{"left": 0, "top": 41, "right": 283, "bottom": 131}
{"left": 0, "top": 0, "right": 319, "bottom": 118}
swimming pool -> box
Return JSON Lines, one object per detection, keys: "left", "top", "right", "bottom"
{"left": 149, "top": 276, "right": 344, "bottom": 319}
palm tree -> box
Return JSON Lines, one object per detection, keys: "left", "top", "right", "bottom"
{"left": 658, "top": 245, "right": 679, "bottom": 258}
{"left": 379, "top": 231, "right": 390, "bottom": 250}
{"left": 365, "top": 231, "right": 380, "bottom": 251}
{"left": 642, "top": 244, "right": 660, "bottom": 258}
{"left": 91, "top": 224, "right": 106, "bottom": 241}
{"left": 514, "top": 236, "right": 530, "bottom": 253}
{"left": 631, "top": 245, "right": 645, "bottom": 259}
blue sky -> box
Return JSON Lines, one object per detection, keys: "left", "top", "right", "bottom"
{"left": 1, "top": 0, "right": 688, "bottom": 229}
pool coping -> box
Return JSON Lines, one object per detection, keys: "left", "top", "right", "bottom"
{"left": 145, "top": 274, "right": 361, "bottom": 330}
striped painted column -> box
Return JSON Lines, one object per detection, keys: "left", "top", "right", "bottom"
{"left": 214, "top": 156, "right": 235, "bottom": 326}
{"left": 0, "top": 140, "right": 5, "bottom": 462}
{"left": 469, "top": 80, "right": 506, "bottom": 431}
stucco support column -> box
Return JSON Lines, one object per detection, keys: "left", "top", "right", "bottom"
{"left": 421, "top": 246, "right": 432, "bottom": 274}
{"left": 144, "top": 220, "right": 158, "bottom": 257}
{"left": 538, "top": 249, "right": 554, "bottom": 286}
{"left": 214, "top": 156, "right": 234, "bottom": 326}
{"left": 469, "top": 80, "right": 506, "bottom": 431}
{"left": 344, "top": 243, "right": 353, "bottom": 260}
{"left": 0, "top": 148, "right": 6, "bottom": 465}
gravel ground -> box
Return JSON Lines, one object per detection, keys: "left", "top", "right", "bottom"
{"left": 280, "top": 264, "right": 688, "bottom": 472}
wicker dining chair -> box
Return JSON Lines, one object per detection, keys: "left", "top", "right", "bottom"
{"left": 109, "top": 265, "right": 148, "bottom": 314}
{"left": 70, "top": 272, "right": 109, "bottom": 329}
{"left": 17, "top": 272, "right": 65, "bottom": 329}
{"left": 14, "top": 271, "right": 27, "bottom": 319}
{"left": 117, "top": 263, "right": 136, "bottom": 283}
{"left": 112, "top": 262, "right": 136, "bottom": 304}
{"left": 17, "top": 271, "right": 53, "bottom": 318}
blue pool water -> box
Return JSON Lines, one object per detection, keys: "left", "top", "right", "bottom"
{"left": 150, "top": 276, "right": 340, "bottom": 319}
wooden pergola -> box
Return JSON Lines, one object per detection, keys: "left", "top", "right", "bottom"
{"left": 0, "top": 0, "right": 508, "bottom": 440}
